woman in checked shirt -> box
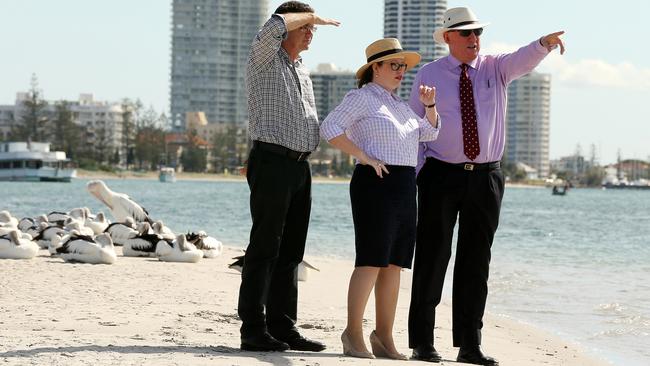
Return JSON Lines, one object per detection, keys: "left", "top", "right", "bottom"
{"left": 320, "top": 38, "right": 440, "bottom": 360}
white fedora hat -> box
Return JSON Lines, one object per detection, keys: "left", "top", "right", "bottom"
{"left": 433, "top": 7, "right": 490, "bottom": 44}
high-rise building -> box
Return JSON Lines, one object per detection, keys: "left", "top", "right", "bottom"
{"left": 384, "top": 0, "right": 447, "bottom": 101}
{"left": 170, "top": 0, "right": 268, "bottom": 130}
{"left": 310, "top": 63, "right": 356, "bottom": 122}
{"left": 506, "top": 72, "right": 551, "bottom": 178}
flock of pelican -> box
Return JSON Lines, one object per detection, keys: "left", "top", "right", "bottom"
{"left": 0, "top": 180, "right": 223, "bottom": 264}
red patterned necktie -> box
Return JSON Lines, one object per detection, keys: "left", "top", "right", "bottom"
{"left": 460, "top": 63, "right": 480, "bottom": 161}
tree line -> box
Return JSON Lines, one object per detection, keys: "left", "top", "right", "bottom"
{"left": 6, "top": 76, "right": 170, "bottom": 172}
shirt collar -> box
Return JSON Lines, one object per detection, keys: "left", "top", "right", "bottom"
{"left": 446, "top": 54, "right": 479, "bottom": 71}
{"left": 367, "top": 82, "right": 401, "bottom": 102}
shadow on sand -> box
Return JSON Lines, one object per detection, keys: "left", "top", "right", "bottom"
{"left": 0, "top": 344, "right": 342, "bottom": 365}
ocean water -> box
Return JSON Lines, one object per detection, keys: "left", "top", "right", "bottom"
{"left": 1, "top": 179, "right": 649, "bottom": 365}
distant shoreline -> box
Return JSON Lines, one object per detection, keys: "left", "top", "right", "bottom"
{"left": 76, "top": 169, "right": 545, "bottom": 187}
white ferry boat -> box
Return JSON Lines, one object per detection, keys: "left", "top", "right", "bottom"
{"left": 0, "top": 141, "right": 77, "bottom": 182}
{"left": 158, "top": 167, "right": 176, "bottom": 183}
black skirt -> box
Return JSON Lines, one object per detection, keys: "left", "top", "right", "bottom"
{"left": 349, "top": 164, "right": 416, "bottom": 268}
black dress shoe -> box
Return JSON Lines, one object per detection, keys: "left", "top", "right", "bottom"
{"left": 241, "top": 332, "right": 290, "bottom": 352}
{"left": 411, "top": 345, "right": 442, "bottom": 362}
{"left": 457, "top": 346, "right": 499, "bottom": 365}
{"left": 275, "top": 333, "right": 326, "bottom": 352}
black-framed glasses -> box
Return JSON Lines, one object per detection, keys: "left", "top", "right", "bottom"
{"left": 299, "top": 24, "right": 317, "bottom": 33}
{"left": 389, "top": 62, "right": 407, "bottom": 71}
{"left": 453, "top": 28, "right": 483, "bottom": 37}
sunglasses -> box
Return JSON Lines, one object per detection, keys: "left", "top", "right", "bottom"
{"left": 299, "top": 24, "right": 317, "bottom": 33}
{"left": 389, "top": 62, "right": 407, "bottom": 71}
{"left": 452, "top": 28, "right": 483, "bottom": 37}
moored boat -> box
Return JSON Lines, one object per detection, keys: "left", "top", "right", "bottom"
{"left": 0, "top": 141, "right": 76, "bottom": 182}
{"left": 158, "top": 167, "right": 176, "bottom": 183}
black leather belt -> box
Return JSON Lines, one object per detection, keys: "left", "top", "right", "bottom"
{"left": 253, "top": 141, "right": 311, "bottom": 162}
{"left": 428, "top": 157, "right": 500, "bottom": 171}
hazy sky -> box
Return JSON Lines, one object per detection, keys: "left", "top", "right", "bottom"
{"left": 1, "top": 0, "right": 648, "bottom": 164}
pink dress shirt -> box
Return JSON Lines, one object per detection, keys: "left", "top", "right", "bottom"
{"left": 409, "top": 39, "right": 550, "bottom": 173}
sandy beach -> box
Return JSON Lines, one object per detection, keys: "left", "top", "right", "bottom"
{"left": 0, "top": 245, "right": 609, "bottom": 366}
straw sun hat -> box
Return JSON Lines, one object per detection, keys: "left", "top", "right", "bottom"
{"left": 433, "top": 7, "right": 490, "bottom": 44}
{"left": 355, "top": 38, "right": 421, "bottom": 79}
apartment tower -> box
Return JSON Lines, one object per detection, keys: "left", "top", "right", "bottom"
{"left": 170, "top": 0, "right": 267, "bottom": 130}
{"left": 383, "top": 0, "right": 447, "bottom": 101}
{"left": 506, "top": 72, "right": 551, "bottom": 178}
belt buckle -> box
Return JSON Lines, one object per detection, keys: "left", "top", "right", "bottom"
{"left": 297, "top": 152, "right": 307, "bottom": 161}
{"left": 464, "top": 163, "right": 474, "bottom": 171}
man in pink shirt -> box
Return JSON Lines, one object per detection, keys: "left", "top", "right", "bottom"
{"left": 407, "top": 7, "right": 565, "bottom": 365}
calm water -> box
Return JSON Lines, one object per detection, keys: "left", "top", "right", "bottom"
{"left": 2, "top": 179, "right": 649, "bottom": 365}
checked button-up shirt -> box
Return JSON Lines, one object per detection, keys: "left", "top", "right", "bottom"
{"left": 246, "top": 15, "right": 320, "bottom": 153}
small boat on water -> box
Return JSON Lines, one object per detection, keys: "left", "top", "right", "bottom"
{"left": 0, "top": 141, "right": 76, "bottom": 182}
{"left": 159, "top": 167, "right": 176, "bottom": 183}
{"left": 552, "top": 185, "right": 568, "bottom": 196}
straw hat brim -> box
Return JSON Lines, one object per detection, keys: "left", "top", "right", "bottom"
{"left": 355, "top": 51, "right": 421, "bottom": 80}
{"left": 433, "top": 22, "right": 490, "bottom": 44}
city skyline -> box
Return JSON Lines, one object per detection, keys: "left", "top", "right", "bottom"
{"left": 1, "top": 0, "right": 649, "bottom": 164}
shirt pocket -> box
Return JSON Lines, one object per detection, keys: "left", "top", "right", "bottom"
{"left": 477, "top": 77, "right": 497, "bottom": 110}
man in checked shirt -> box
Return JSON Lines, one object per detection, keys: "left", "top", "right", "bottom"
{"left": 237, "top": 1, "right": 339, "bottom": 353}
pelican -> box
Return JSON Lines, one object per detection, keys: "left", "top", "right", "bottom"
{"left": 86, "top": 180, "right": 152, "bottom": 223}
{"left": 0, "top": 211, "right": 18, "bottom": 228}
{"left": 0, "top": 230, "right": 40, "bottom": 259}
{"left": 64, "top": 219, "right": 95, "bottom": 237}
{"left": 0, "top": 226, "right": 15, "bottom": 237}
{"left": 228, "top": 255, "right": 319, "bottom": 281}
{"left": 122, "top": 223, "right": 167, "bottom": 257}
{"left": 296, "top": 259, "right": 320, "bottom": 282}
{"left": 53, "top": 232, "right": 117, "bottom": 264}
{"left": 152, "top": 220, "right": 175, "bottom": 240}
{"left": 186, "top": 231, "right": 223, "bottom": 258}
{"left": 68, "top": 207, "right": 89, "bottom": 222}
{"left": 20, "top": 221, "right": 49, "bottom": 240}
{"left": 37, "top": 225, "right": 66, "bottom": 250}
{"left": 104, "top": 218, "right": 138, "bottom": 246}
{"left": 156, "top": 234, "right": 202, "bottom": 263}
{"left": 18, "top": 217, "right": 36, "bottom": 231}
{"left": 85, "top": 212, "right": 109, "bottom": 235}
{"left": 47, "top": 211, "right": 70, "bottom": 227}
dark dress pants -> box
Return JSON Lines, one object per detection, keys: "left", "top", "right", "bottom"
{"left": 408, "top": 158, "right": 504, "bottom": 348}
{"left": 237, "top": 147, "right": 312, "bottom": 339}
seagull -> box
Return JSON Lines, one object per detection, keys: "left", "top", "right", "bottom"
{"left": 228, "top": 253, "right": 319, "bottom": 281}
{"left": 185, "top": 231, "right": 223, "bottom": 258}
{"left": 156, "top": 234, "right": 203, "bottom": 263}
{"left": 0, "top": 230, "right": 40, "bottom": 259}
{"left": 52, "top": 232, "right": 117, "bottom": 264}
{"left": 86, "top": 180, "right": 152, "bottom": 223}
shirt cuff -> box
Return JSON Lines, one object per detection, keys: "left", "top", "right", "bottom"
{"left": 419, "top": 114, "right": 441, "bottom": 142}
{"left": 533, "top": 38, "right": 548, "bottom": 54}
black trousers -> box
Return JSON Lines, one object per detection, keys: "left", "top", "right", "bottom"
{"left": 408, "top": 158, "right": 504, "bottom": 348}
{"left": 237, "top": 146, "right": 312, "bottom": 339}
